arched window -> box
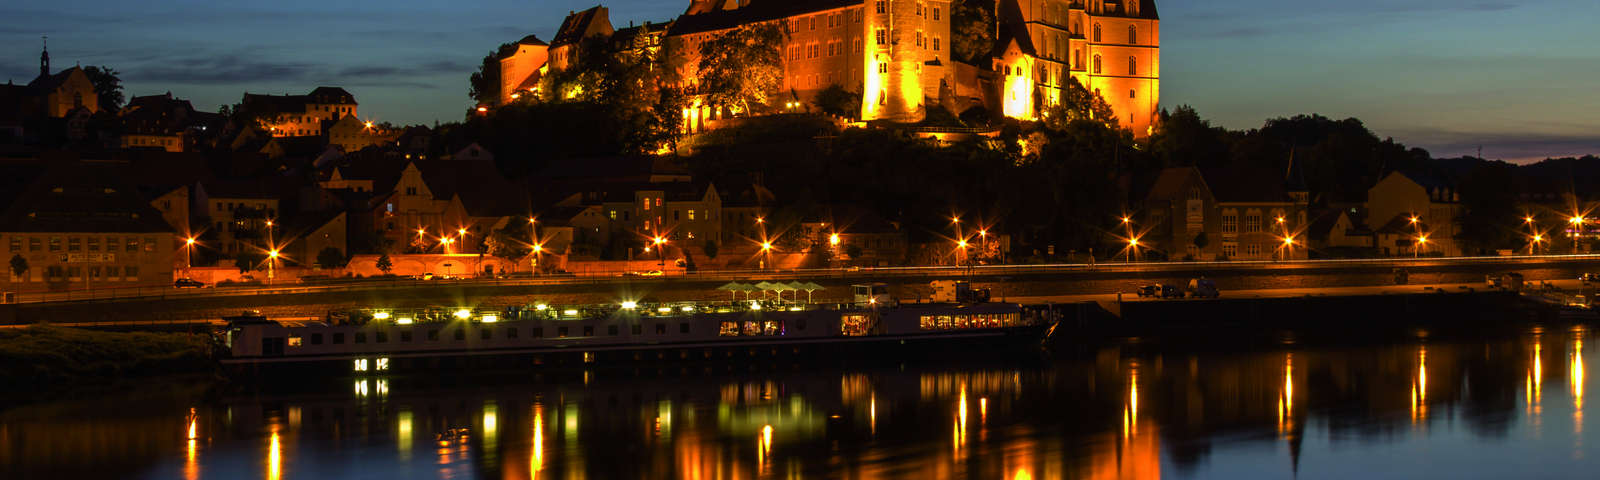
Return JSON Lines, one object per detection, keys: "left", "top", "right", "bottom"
{"left": 1074, "top": 50, "right": 1081, "bottom": 69}
{"left": 1129, "top": 25, "right": 1137, "bottom": 44}
{"left": 1093, "top": 24, "right": 1102, "bottom": 42}
{"left": 1128, "top": 56, "right": 1137, "bottom": 76}
{"left": 1093, "top": 54, "right": 1102, "bottom": 74}
{"left": 73, "top": 92, "right": 82, "bottom": 109}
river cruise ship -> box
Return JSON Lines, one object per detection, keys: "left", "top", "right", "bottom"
{"left": 217, "top": 286, "right": 1058, "bottom": 377}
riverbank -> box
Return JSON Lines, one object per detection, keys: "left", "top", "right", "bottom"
{"left": 0, "top": 325, "right": 218, "bottom": 384}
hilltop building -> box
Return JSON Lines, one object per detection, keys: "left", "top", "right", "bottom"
{"left": 496, "top": 0, "right": 1159, "bottom": 135}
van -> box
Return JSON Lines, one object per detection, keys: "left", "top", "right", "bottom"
{"left": 1188, "top": 278, "right": 1219, "bottom": 298}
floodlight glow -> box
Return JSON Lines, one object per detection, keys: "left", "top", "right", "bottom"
{"left": 481, "top": 314, "right": 498, "bottom": 323}
{"left": 454, "top": 309, "right": 471, "bottom": 319}
{"left": 373, "top": 312, "right": 391, "bottom": 320}
{"left": 397, "top": 318, "right": 414, "bottom": 325}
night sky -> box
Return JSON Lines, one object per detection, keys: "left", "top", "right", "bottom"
{"left": 2, "top": 0, "right": 1595, "bottom": 162}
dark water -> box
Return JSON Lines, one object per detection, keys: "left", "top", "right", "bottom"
{"left": 3, "top": 322, "right": 1598, "bottom": 479}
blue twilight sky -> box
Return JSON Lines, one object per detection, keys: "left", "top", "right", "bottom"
{"left": 2, "top": 0, "right": 1596, "bottom": 162}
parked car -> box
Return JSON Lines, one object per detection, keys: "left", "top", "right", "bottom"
{"left": 1188, "top": 278, "right": 1220, "bottom": 298}
{"left": 641, "top": 270, "right": 665, "bottom": 276}
{"left": 174, "top": 278, "right": 205, "bottom": 288}
{"left": 420, "top": 272, "right": 434, "bottom": 280}
{"left": 1157, "top": 285, "right": 1185, "bottom": 299}
{"left": 297, "top": 275, "right": 330, "bottom": 285}
{"left": 1135, "top": 285, "right": 1159, "bottom": 297}
{"left": 1583, "top": 273, "right": 1599, "bottom": 285}
{"left": 618, "top": 272, "right": 641, "bottom": 277}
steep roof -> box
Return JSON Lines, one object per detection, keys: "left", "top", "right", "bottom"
{"left": 518, "top": 34, "right": 549, "bottom": 46}
{"left": 589, "top": 180, "right": 715, "bottom": 204}
{"left": 0, "top": 161, "right": 175, "bottom": 234}
{"left": 1198, "top": 168, "right": 1293, "bottom": 203}
{"left": 199, "top": 177, "right": 306, "bottom": 201}
{"left": 551, "top": 6, "right": 612, "bottom": 47}
{"left": 26, "top": 66, "right": 83, "bottom": 91}
{"left": 531, "top": 155, "right": 691, "bottom": 180}
{"left": 669, "top": 0, "right": 861, "bottom": 37}
{"left": 804, "top": 204, "right": 898, "bottom": 234}
{"left": 1394, "top": 171, "right": 1449, "bottom": 190}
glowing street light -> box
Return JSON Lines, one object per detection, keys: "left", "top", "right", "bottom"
{"left": 830, "top": 233, "right": 840, "bottom": 246}
{"left": 1415, "top": 236, "right": 1427, "bottom": 258}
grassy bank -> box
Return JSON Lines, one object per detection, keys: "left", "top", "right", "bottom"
{"left": 0, "top": 325, "right": 217, "bottom": 383}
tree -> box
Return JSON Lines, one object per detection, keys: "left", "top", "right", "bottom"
{"left": 703, "top": 240, "right": 720, "bottom": 259}
{"left": 469, "top": 43, "right": 515, "bottom": 105}
{"left": 1193, "top": 231, "right": 1210, "bottom": 250}
{"left": 82, "top": 66, "right": 124, "bottom": 112}
{"left": 484, "top": 226, "right": 532, "bottom": 264}
{"left": 697, "top": 23, "right": 785, "bottom": 115}
{"left": 951, "top": 0, "right": 996, "bottom": 63}
{"left": 8, "top": 254, "right": 27, "bottom": 278}
{"left": 1148, "top": 105, "right": 1231, "bottom": 168}
{"left": 376, "top": 253, "right": 394, "bottom": 274}
{"left": 845, "top": 243, "right": 864, "bottom": 260}
{"left": 235, "top": 250, "right": 265, "bottom": 273}
{"left": 316, "top": 247, "right": 350, "bottom": 269}
{"left": 812, "top": 83, "right": 862, "bottom": 118}
{"left": 1041, "top": 77, "right": 1118, "bottom": 130}
{"left": 350, "top": 230, "right": 395, "bottom": 255}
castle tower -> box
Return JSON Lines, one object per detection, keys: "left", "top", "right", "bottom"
{"left": 862, "top": 0, "right": 926, "bottom": 123}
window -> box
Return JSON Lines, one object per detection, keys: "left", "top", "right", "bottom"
{"left": 1129, "top": 25, "right": 1137, "bottom": 44}
{"left": 680, "top": 323, "right": 691, "bottom": 333}
{"left": 609, "top": 210, "right": 617, "bottom": 220}
{"left": 356, "top": 332, "right": 367, "bottom": 343}
{"left": 1128, "top": 56, "right": 1137, "bottom": 76}
{"left": 1245, "top": 211, "right": 1262, "bottom": 233}
{"left": 1246, "top": 244, "right": 1262, "bottom": 256}
{"left": 8, "top": 236, "right": 18, "bottom": 252}
{"left": 49, "top": 236, "right": 61, "bottom": 252}
{"left": 533, "top": 327, "right": 544, "bottom": 338}
{"left": 125, "top": 266, "right": 138, "bottom": 278}
{"left": 406, "top": 187, "right": 417, "bottom": 195}
{"left": 876, "top": 29, "right": 886, "bottom": 45}
{"left": 333, "top": 333, "right": 345, "bottom": 344}
{"left": 428, "top": 330, "right": 440, "bottom": 341}
{"left": 455, "top": 329, "right": 465, "bottom": 340}
{"left": 1094, "top": 23, "right": 1102, "bottom": 42}
{"left": 126, "top": 236, "right": 137, "bottom": 250}
{"left": 876, "top": 0, "right": 885, "bottom": 13}
{"left": 287, "top": 335, "right": 302, "bottom": 347}
{"left": 878, "top": 62, "right": 887, "bottom": 73}
{"left": 144, "top": 236, "right": 155, "bottom": 252}
{"left": 933, "top": 6, "right": 940, "bottom": 20}
{"left": 89, "top": 266, "right": 100, "bottom": 280}
{"left": 29, "top": 237, "right": 40, "bottom": 252}
{"left": 1223, "top": 244, "right": 1237, "bottom": 258}
{"left": 933, "top": 36, "right": 940, "bottom": 51}
{"left": 608, "top": 325, "right": 619, "bottom": 336}
{"left": 809, "top": 15, "right": 816, "bottom": 30}
{"left": 1131, "top": 89, "right": 1137, "bottom": 99}
{"left": 507, "top": 328, "right": 518, "bottom": 339}
{"left": 656, "top": 323, "right": 667, "bottom": 334}
{"left": 583, "top": 326, "right": 594, "bottom": 336}
{"left": 853, "top": 37, "right": 862, "bottom": 53}
{"left": 632, "top": 324, "right": 642, "bottom": 335}
{"left": 688, "top": 210, "right": 696, "bottom": 220}
{"left": 68, "top": 237, "right": 80, "bottom": 252}
{"left": 400, "top": 331, "right": 413, "bottom": 342}
{"left": 310, "top": 334, "right": 323, "bottom": 345}
{"left": 482, "top": 329, "right": 492, "bottom": 340}
{"left": 377, "top": 332, "right": 388, "bottom": 343}
{"left": 674, "top": 210, "right": 681, "bottom": 221}
{"left": 558, "top": 326, "right": 569, "bottom": 338}
{"left": 1222, "top": 209, "right": 1238, "bottom": 234}
{"left": 1093, "top": 55, "right": 1102, "bottom": 74}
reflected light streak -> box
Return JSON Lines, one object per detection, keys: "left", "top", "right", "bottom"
{"left": 531, "top": 403, "right": 544, "bottom": 478}
{"left": 268, "top": 425, "right": 282, "bottom": 480}
{"left": 1412, "top": 347, "right": 1428, "bottom": 423}
{"left": 398, "top": 410, "right": 413, "bottom": 462}
{"left": 1125, "top": 369, "right": 1139, "bottom": 439}
{"left": 185, "top": 408, "right": 198, "bottom": 480}
{"left": 870, "top": 395, "right": 876, "bottom": 436}
{"left": 1576, "top": 338, "right": 1585, "bottom": 435}
{"left": 1279, "top": 355, "right": 1293, "bottom": 435}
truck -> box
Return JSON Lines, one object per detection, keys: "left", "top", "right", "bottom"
{"left": 1188, "top": 278, "right": 1220, "bottom": 298}
{"left": 930, "top": 280, "right": 992, "bottom": 303}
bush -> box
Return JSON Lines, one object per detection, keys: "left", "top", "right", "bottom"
{"left": 0, "top": 325, "right": 216, "bottom": 384}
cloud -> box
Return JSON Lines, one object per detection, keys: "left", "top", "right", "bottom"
{"left": 1388, "top": 129, "right": 1600, "bottom": 163}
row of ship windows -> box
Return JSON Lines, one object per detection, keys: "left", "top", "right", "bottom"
{"left": 283, "top": 323, "right": 695, "bottom": 346}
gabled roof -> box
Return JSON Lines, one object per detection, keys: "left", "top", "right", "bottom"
{"left": 1392, "top": 171, "right": 1449, "bottom": 190}
{"left": 669, "top": 0, "right": 861, "bottom": 37}
{"left": 1142, "top": 167, "right": 1295, "bottom": 204}
{"left": 551, "top": 6, "right": 612, "bottom": 47}
{"left": 199, "top": 178, "right": 306, "bottom": 201}
{"left": 803, "top": 204, "right": 899, "bottom": 234}
{"left": 0, "top": 161, "right": 176, "bottom": 234}
{"left": 531, "top": 155, "right": 691, "bottom": 180}
{"left": 518, "top": 35, "right": 549, "bottom": 46}
{"left": 589, "top": 180, "right": 715, "bottom": 204}
{"left": 1375, "top": 213, "right": 1428, "bottom": 236}
{"left": 26, "top": 66, "right": 83, "bottom": 91}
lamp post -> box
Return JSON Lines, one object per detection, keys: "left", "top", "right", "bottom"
{"left": 268, "top": 249, "right": 278, "bottom": 286}
{"left": 1415, "top": 236, "right": 1426, "bottom": 259}
{"left": 1526, "top": 216, "right": 1538, "bottom": 256}
{"left": 829, "top": 232, "right": 840, "bottom": 268}
{"left": 1128, "top": 238, "right": 1139, "bottom": 264}
{"left": 531, "top": 244, "right": 542, "bottom": 277}
{"left": 458, "top": 228, "right": 469, "bottom": 254}
{"left": 185, "top": 237, "right": 195, "bottom": 269}
{"left": 1572, "top": 216, "right": 1585, "bottom": 254}
{"left": 761, "top": 241, "right": 772, "bottom": 270}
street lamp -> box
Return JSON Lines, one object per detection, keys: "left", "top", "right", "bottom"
{"left": 185, "top": 237, "right": 196, "bottom": 269}
{"left": 1128, "top": 237, "right": 1139, "bottom": 263}
{"left": 531, "top": 244, "right": 542, "bottom": 276}
{"left": 654, "top": 237, "right": 666, "bottom": 271}
{"left": 1415, "top": 236, "right": 1427, "bottom": 258}
{"left": 268, "top": 249, "right": 279, "bottom": 285}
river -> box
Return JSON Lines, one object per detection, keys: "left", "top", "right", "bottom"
{"left": 0, "top": 322, "right": 1593, "bottom": 479}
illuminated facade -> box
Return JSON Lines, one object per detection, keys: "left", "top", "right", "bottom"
{"left": 1133, "top": 165, "right": 1309, "bottom": 261}
{"left": 993, "top": 0, "right": 1159, "bottom": 134}
{"left": 499, "top": 35, "right": 550, "bottom": 106}
{"left": 241, "top": 87, "right": 358, "bottom": 138}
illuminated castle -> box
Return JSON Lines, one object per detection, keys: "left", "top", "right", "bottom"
{"left": 498, "top": 0, "right": 1159, "bottom": 135}
{"left": 992, "top": 0, "right": 1160, "bottom": 135}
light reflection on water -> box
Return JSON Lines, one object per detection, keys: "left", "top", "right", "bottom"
{"left": 6, "top": 325, "right": 1600, "bottom": 479}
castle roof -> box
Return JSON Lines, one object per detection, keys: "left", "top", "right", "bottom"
{"left": 552, "top": 6, "right": 612, "bottom": 47}
{"left": 518, "top": 35, "right": 549, "bottom": 46}
{"left": 669, "top": 0, "right": 861, "bottom": 37}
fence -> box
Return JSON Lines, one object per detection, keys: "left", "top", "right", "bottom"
{"left": 6, "top": 253, "right": 1600, "bottom": 306}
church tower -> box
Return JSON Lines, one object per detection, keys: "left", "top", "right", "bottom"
{"left": 862, "top": 0, "right": 926, "bottom": 123}
{"left": 40, "top": 41, "right": 50, "bottom": 78}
